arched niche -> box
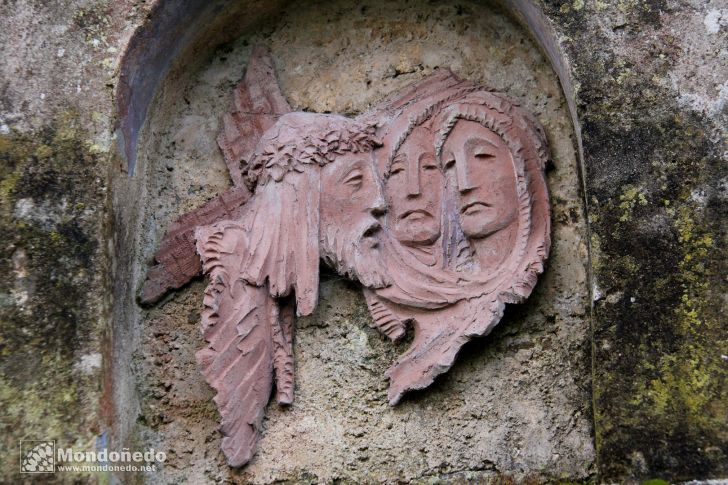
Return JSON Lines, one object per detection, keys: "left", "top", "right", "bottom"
{"left": 109, "top": 0, "right": 593, "bottom": 482}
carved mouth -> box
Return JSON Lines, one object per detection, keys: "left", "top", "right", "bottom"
{"left": 400, "top": 209, "right": 432, "bottom": 221}
{"left": 460, "top": 201, "right": 491, "bottom": 215}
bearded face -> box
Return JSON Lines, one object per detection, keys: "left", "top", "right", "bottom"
{"left": 319, "top": 151, "right": 390, "bottom": 288}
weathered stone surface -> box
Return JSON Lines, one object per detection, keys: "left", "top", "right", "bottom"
{"left": 0, "top": 120, "right": 108, "bottom": 482}
{"left": 0, "top": 2, "right": 137, "bottom": 481}
{"left": 536, "top": 0, "right": 728, "bottom": 481}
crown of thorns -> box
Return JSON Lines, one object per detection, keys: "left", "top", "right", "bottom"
{"left": 242, "top": 121, "right": 381, "bottom": 188}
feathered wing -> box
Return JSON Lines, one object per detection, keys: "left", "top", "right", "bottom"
{"left": 271, "top": 297, "right": 295, "bottom": 405}
{"left": 218, "top": 45, "right": 292, "bottom": 187}
{"left": 193, "top": 171, "right": 321, "bottom": 465}
{"left": 195, "top": 222, "right": 278, "bottom": 467}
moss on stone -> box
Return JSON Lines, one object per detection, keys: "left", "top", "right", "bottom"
{"left": 637, "top": 201, "right": 726, "bottom": 432}
{"left": 0, "top": 118, "right": 107, "bottom": 481}
{"left": 586, "top": 105, "right": 727, "bottom": 480}
{"left": 559, "top": 0, "right": 728, "bottom": 472}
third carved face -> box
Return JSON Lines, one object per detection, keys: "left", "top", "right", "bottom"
{"left": 441, "top": 119, "right": 518, "bottom": 241}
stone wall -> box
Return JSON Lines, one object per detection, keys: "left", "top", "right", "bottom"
{"left": 568, "top": 0, "right": 728, "bottom": 478}
{"left": 0, "top": 0, "right": 725, "bottom": 483}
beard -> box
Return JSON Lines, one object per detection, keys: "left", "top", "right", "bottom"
{"left": 319, "top": 218, "right": 391, "bottom": 289}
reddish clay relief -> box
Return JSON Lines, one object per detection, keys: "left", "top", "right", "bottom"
{"left": 141, "top": 46, "right": 551, "bottom": 467}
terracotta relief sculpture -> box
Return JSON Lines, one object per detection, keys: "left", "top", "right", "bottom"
{"left": 140, "top": 46, "right": 550, "bottom": 466}
{"left": 366, "top": 88, "right": 551, "bottom": 404}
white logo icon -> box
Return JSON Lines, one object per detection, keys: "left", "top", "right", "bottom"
{"left": 20, "top": 440, "right": 55, "bottom": 473}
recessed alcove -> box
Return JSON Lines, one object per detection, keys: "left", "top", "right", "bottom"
{"left": 110, "top": 0, "right": 593, "bottom": 482}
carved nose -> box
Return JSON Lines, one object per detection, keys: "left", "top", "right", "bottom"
{"left": 407, "top": 179, "right": 421, "bottom": 196}
{"left": 406, "top": 153, "right": 421, "bottom": 196}
{"left": 456, "top": 158, "right": 475, "bottom": 193}
{"left": 370, "top": 191, "right": 387, "bottom": 218}
{"left": 371, "top": 206, "right": 386, "bottom": 219}
{"left": 406, "top": 167, "right": 421, "bottom": 196}
{"left": 370, "top": 200, "right": 387, "bottom": 218}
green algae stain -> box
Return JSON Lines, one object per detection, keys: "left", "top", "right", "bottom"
{"left": 620, "top": 255, "right": 640, "bottom": 274}
{"left": 626, "top": 196, "right": 727, "bottom": 459}
{"left": 35, "top": 144, "right": 54, "bottom": 160}
{"left": 587, "top": 100, "right": 727, "bottom": 478}
{"left": 0, "top": 118, "right": 106, "bottom": 481}
{"left": 50, "top": 230, "right": 63, "bottom": 244}
{"left": 0, "top": 170, "right": 21, "bottom": 207}
{"left": 0, "top": 134, "right": 32, "bottom": 208}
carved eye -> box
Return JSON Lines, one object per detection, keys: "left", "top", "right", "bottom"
{"left": 344, "top": 169, "right": 364, "bottom": 189}
{"left": 474, "top": 152, "right": 496, "bottom": 161}
{"left": 421, "top": 155, "right": 438, "bottom": 171}
{"left": 390, "top": 155, "right": 406, "bottom": 177}
{"left": 472, "top": 145, "right": 497, "bottom": 161}
{"left": 389, "top": 165, "right": 404, "bottom": 176}
{"left": 443, "top": 158, "right": 456, "bottom": 170}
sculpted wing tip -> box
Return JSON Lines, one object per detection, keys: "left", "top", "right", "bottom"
{"left": 363, "top": 289, "right": 407, "bottom": 343}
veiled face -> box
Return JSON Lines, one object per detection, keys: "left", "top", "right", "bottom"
{"left": 320, "top": 151, "right": 388, "bottom": 287}
{"left": 441, "top": 120, "right": 518, "bottom": 239}
{"left": 385, "top": 125, "right": 442, "bottom": 246}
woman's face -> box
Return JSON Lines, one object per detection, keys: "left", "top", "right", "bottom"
{"left": 441, "top": 120, "right": 518, "bottom": 239}
{"left": 385, "top": 125, "right": 442, "bottom": 247}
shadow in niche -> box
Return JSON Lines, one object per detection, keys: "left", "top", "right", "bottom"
{"left": 318, "top": 261, "right": 363, "bottom": 292}
{"left": 115, "top": 0, "right": 290, "bottom": 173}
